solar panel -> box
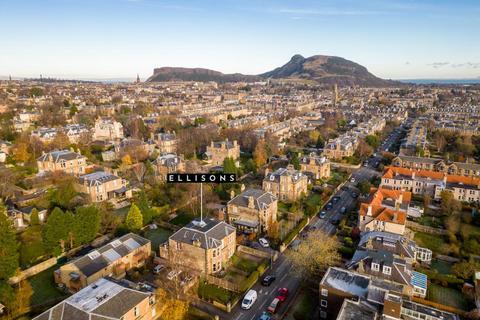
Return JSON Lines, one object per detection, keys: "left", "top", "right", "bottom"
{"left": 102, "top": 248, "right": 122, "bottom": 263}
{"left": 123, "top": 238, "right": 141, "bottom": 251}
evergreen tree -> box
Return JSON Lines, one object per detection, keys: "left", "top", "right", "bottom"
{"left": 223, "top": 157, "right": 237, "bottom": 174}
{"left": 135, "top": 191, "right": 155, "bottom": 225}
{"left": 125, "top": 204, "right": 143, "bottom": 231}
{"left": 0, "top": 204, "right": 19, "bottom": 280}
{"left": 73, "top": 206, "right": 101, "bottom": 246}
{"left": 30, "top": 208, "right": 40, "bottom": 226}
{"left": 43, "top": 207, "right": 74, "bottom": 256}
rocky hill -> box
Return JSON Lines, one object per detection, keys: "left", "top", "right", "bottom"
{"left": 260, "top": 54, "right": 397, "bottom": 87}
{"left": 147, "top": 55, "right": 398, "bottom": 87}
{"left": 146, "top": 67, "right": 260, "bottom": 83}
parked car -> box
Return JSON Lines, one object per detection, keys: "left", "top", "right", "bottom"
{"left": 350, "top": 177, "right": 356, "bottom": 183}
{"left": 332, "top": 196, "right": 340, "bottom": 203}
{"left": 330, "top": 218, "right": 340, "bottom": 225}
{"left": 167, "top": 269, "right": 182, "bottom": 280}
{"left": 259, "top": 238, "right": 270, "bottom": 248}
{"left": 340, "top": 207, "right": 346, "bottom": 214}
{"left": 242, "top": 290, "right": 258, "bottom": 309}
{"left": 153, "top": 264, "right": 165, "bottom": 274}
{"left": 259, "top": 312, "right": 272, "bottom": 320}
{"left": 325, "top": 203, "right": 333, "bottom": 210}
{"left": 319, "top": 211, "right": 327, "bottom": 219}
{"left": 267, "top": 297, "right": 281, "bottom": 313}
{"left": 351, "top": 192, "right": 359, "bottom": 198}
{"left": 277, "top": 287, "right": 289, "bottom": 302}
{"left": 262, "top": 275, "right": 276, "bottom": 286}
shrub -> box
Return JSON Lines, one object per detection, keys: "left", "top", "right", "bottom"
{"left": 242, "top": 271, "right": 259, "bottom": 292}
{"left": 283, "top": 217, "right": 308, "bottom": 245}
{"left": 256, "top": 259, "right": 269, "bottom": 275}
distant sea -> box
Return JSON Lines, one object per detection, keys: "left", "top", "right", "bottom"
{"left": 399, "top": 79, "right": 480, "bottom": 85}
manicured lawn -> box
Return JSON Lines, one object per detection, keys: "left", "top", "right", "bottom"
{"left": 427, "top": 283, "right": 470, "bottom": 311}
{"left": 170, "top": 211, "right": 195, "bottom": 226}
{"left": 29, "top": 265, "right": 68, "bottom": 308}
{"left": 414, "top": 232, "right": 448, "bottom": 253}
{"left": 143, "top": 227, "right": 172, "bottom": 250}
{"left": 231, "top": 254, "right": 260, "bottom": 274}
{"left": 198, "top": 282, "right": 237, "bottom": 305}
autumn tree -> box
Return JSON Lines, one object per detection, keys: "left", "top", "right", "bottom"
{"left": 125, "top": 204, "right": 143, "bottom": 231}
{"left": 12, "top": 141, "right": 31, "bottom": 163}
{"left": 287, "top": 230, "right": 340, "bottom": 281}
{"left": 441, "top": 191, "right": 461, "bottom": 216}
{"left": 155, "top": 288, "right": 189, "bottom": 320}
{"left": 253, "top": 139, "right": 267, "bottom": 168}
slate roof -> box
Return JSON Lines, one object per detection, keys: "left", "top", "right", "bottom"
{"left": 68, "top": 233, "right": 150, "bottom": 277}
{"left": 228, "top": 189, "right": 277, "bottom": 210}
{"left": 78, "top": 171, "right": 119, "bottom": 187}
{"left": 169, "top": 218, "right": 235, "bottom": 250}
{"left": 33, "top": 278, "right": 151, "bottom": 320}
{"left": 37, "top": 149, "right": 85, "bottom": 162}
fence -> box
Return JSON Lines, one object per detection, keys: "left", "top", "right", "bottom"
{"left": 237, "top": 245, "right": 278, "bottom": 262}
{"left": 205, "top": 274, "right": 241, "bottom": 292}
{"left": 406, "top": 221, "right": 447, "bottom": 235}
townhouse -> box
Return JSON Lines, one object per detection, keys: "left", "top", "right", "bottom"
{"left": 92, "top": 117, "right": 124, "bottom": 141}
{"left": 319, "top": 267, "right": 458, "bottom": 320}
{"left": 263, "top": 165, "right": 308, "bottom": 202}
{"left": 161, "top": 218, "right": 236, "bottom": 275}
{"left": 380, "top": 166, "right": 480, "bottom": 202}
{"left": 54, "top": 233, "right": 151, "bottom": 292}
{"left": 152, "top": 153, "right": 185, "bottom": 181}
{"left": 34, "top": 278, "right": 156, "bottom": 320}
{"left": 392, "top": 155, "right": 480, "bottom": 177}
{"left": 227, "top": 188, "right": 278, "bottom": 233}
{"left": 300, "top": 153, "right": 331, "bottom": 180}
{"left": 77, "top": 171, "right": 132, "bottom": 203}
{"left": 37, "top": 149, "right": 88, "bottom": 176}
{"left": 205, "top": 139, "right": 240, "bottom": 166}
{"left": 358, "top": 188, "right": 410, "bottom": 235}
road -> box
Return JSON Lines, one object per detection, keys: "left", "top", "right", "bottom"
{"left": 196, "top": 125, "right": 405, "bottom": 320}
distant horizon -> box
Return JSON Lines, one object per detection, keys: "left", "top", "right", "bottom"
{"left": 1, "top": 0, "right": 479, "bottom": 79}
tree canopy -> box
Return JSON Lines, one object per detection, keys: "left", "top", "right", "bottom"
{"left": 125, "top": 204, "right": 143, "bottom": 231}
{"left": 0, "top": 204, "right": 19, "bottom": 280}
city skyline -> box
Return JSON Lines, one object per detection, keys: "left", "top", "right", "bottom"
{"left": 1, "top": 0, "right": 479, "bottom": 80}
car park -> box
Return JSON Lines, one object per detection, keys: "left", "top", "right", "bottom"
{"left": 242, "top": 290, "right": 258, "bottom": 309}
{"left": 267, "top": 298, "right": 281, "bottom": 314}
{"left": 262, "top": 275, "right": 276, "bottom": 286}
{"left": 259, "top": 238, "right": 270, "bottom": 248}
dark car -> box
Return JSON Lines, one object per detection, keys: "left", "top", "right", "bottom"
{"left": 319, "top": 211, "right": 327, "bottom": 219}
{"left": 351, "top": 192, "right": 359, "bottom": 198}
{"left": 330, "top": 218, "right": 340, "bottom": 225}
{"left": 341, "top": 186, "right": 349, "bottom": 191}
{"left": 325, "top": 203, "right": 333, "bottom": 210}
{"left": 332, "top": 196, "right": 340, "bottom": 203}
{"left": 262, "top": 275, "right": 276, "bottom": 286}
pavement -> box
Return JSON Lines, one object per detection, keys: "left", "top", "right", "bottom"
{"left": 194, "top": 125, "right": 405, "bottom": 320}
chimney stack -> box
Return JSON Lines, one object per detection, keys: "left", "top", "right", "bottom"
{"left": 248, "top": 196, "right": 255, "bottom": 209}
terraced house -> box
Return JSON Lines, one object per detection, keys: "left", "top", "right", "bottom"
{"left": 37, "top": 149, "right": 88, "bottom": 176}
{"left": 381, "top": 166, "right": 480, "bottom": 202}
{"left": 54, "top": 234, "right": 151, "bottom": 292}
{"left": 34, "top": 278, "right": 156, "bottom": 320}
{"left": 161, "top": 218, "right": 236, "bottom": 275}
{"left": 263, "top": 165, "right": 308, "bottom": 202}
{"left": 77, "top": 171, "right": 132, "bottom": 203}
{"left": 227, "top": 188, "right": 278, "bottom": 233}
{"left": 392, "top": 155, "right": 480, "bottom": 177}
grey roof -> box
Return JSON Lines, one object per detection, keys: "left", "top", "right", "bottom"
{"left": 264, "top": 167, "right": 306, "bottom": 183}
{"left": 70, "top": 233, "right": 150, "bottom": 277}
{"left": 337, "top": 300, "right": 377, "bottom": 320}
{"left": 33, "top": 278, "right": 151, "bottom": 320}
{"left": 358, "top": 231, "right": 417, "bottom": 259}
{"left": 154, "top": 153, "right": 181, "bottom": 167}
{"left": 395, "top": 155, "right": 480, "bottom": 171}
{"left": 78, "top": 171, "right": 119, "bottom": 187}
{"left": 170, "top": 218, "right": 235, "bottom": 250}
{"left": 37, "top": 149, "right": 85, "bottom": 162}
{"left": 228, "top": 189, "right": 277, "bottom": 210}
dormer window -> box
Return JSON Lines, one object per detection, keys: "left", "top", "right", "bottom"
{"left": 383, "top": 266, "right": 392, "bottom": 275}
{"left": 371, "top": 262, "right": 380, "bottom": 272}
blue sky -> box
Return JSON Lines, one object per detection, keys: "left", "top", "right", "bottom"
{"left": 0, "top": 0, "right": 479, "bottom": 79}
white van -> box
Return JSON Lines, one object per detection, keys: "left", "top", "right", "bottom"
{"left": 241, "top": 289, "right": 257, "bottom": 309}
